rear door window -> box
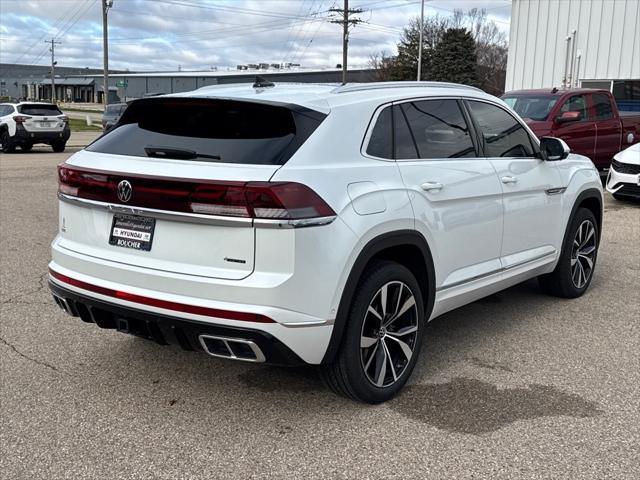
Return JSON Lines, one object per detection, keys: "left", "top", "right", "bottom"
{"left": 591, "top": 94, "right": 613, "bottom": 120}
{"left": 399, "top": 100, "right": 476, "bottom": 159}
{"left": 18, "top": 104, "right": 62, "bottom": 116}
{"left": 87, "top": 98, "right": 326, "bottom": 165}
{"left": 393, "top": 105, "right": 419, "bottom": 159}
{"left": 467, "top": 100, "right": 536, "bottom": 158}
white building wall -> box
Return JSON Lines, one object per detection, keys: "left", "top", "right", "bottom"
{"left": 506, "top": 0, "right": 640, "bottom": 91}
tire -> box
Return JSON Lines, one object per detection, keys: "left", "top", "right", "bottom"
{"left": 538, "top": 207, "right": 599, "bottom": 298}
{"left": 51, "top": 141, "right": 66, "bottom": 153}
{"left": 21, "top": 143, "right": 33, "bottom": 152}
{"left": 319, "top": 260, "right": 425, "bottom": 403}
{"left": 1, "top": 130, "right": 15, "bottom": 153}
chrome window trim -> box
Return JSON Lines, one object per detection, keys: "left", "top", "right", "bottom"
{"left": 361, "top": 95, "right": 517, "bottom": 163}
{"left": 58, "top": 193, "right": 336, "bottom": 229}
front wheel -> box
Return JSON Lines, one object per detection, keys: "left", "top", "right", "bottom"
{"left": 538, "top": 208, "right": 599, "bottom": 298}
{"left": 320, "top": 260, "right": 425, "bottom": 403}
{"left": 51, "top": 140, "right": 66, "bottom": 153}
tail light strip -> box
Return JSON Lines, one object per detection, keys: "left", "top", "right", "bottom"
{"left": 49, "top": 269, "right": 275, "bottom": 323}
{"left": 57, "top": 165, "right": 336, "bottom": 228}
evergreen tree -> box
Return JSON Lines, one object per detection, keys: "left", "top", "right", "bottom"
{"left": 429, "top": 28, "right": 479, "bottom": 86}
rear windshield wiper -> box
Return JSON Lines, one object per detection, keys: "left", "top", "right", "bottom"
{"left": 144, "top": 146, "right": 221, "bottom": 161}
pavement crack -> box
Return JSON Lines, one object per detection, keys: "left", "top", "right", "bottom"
{"left": 1, "top": 272, "right": 50, "bottom": 305}
{"left": 0, "top": 334, "right": 64, "bottom": 374}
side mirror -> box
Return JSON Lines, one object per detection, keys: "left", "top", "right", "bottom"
{"left": 539, "top": 137, "right": 570, "bottom": 161}
{"left": 556, "top": 111, "right": 581, "bottom": 123}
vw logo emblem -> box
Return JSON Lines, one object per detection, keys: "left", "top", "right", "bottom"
{"left": 117, "top": 180, "right": 133, "bottom": 203}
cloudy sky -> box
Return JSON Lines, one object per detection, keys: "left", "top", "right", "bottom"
{"left": 0, "top": 0, "right": 511, "bottom": 71}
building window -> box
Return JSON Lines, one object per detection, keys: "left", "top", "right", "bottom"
{"left": 612, "top": 80, "right": 640, "bottom": 112}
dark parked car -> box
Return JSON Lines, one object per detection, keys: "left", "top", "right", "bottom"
{"left": 502, "top": 89, "right": 640, "bottom": 171}
{"left": 102, "top": 103, "right": 128, "bottom": 132}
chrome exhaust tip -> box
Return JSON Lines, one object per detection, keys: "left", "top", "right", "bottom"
{"left": 198, "top": 334, "right": 266, "bottom": 363}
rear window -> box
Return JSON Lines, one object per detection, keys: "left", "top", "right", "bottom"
{"left": 501, "top": 95, "right": 558, "bottom": 121}
{"left": 18, "top": 104, "right": 62, "bottom": 116}
{"left": 88, "top": 98, "right": 326, "bottom": 165}
{"left": 105, "top": 104, "right": 124, "bottom": 115}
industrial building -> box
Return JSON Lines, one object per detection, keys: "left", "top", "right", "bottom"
{"left": 0, "top": 64, "right": 376, "bottom": 103}
{"left": 505, "top": 0, "right": 640, "bottom": 110}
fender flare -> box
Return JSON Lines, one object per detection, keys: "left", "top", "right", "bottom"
{"left": 559, "top": 188, "right": 603, "bottom": 256}
{"left": 321, "top": 229, "right": 436, "bottom": 364}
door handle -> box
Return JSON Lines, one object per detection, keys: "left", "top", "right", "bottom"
{"left": 421, "top": 181, "right": 443, "bottom": 192}
{"left": 501, "top": 176, "right": 518, "bottom": 184}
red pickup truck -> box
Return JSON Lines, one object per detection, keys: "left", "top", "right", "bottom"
{"left": 502, "top": 88, "right": 640, "bottom": 170}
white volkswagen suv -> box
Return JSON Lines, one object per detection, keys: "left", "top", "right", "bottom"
{"left": 49, "top": 82, "right": 603, "bottom": 403}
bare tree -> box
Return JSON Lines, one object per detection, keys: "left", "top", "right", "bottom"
{"left": 368, "top": 9, "right": 508, "bottom": 93}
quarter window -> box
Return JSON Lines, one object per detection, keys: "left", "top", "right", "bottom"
{"left": 399, "top": 100, "right": 476, "bottom": 159}
{"left": 467, "top": 101, "right": 535, "bottom": 158}
{"left": 592, "top": 94, "right": 613, "bottom": 120}
{"left": 366, "top": 106, "right": 392, "bottom": 159}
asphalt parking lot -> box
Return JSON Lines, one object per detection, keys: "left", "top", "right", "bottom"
{"left": 1, "top": 146, "right": 639, "bottom": 479}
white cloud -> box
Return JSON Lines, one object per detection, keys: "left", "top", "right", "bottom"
{"left": 0, "top": 0, "right": 511, "bottom": 71}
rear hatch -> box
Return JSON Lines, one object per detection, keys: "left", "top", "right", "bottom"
{"left": 18, "top": 103, "right": 66, "bottom": 132}
{"left": 57, "top": 97, "right": 326, "bottom": 280}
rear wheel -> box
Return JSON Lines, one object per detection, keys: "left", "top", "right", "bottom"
{"left": 538, "top": 208, "right": 599, "bottom": 298}
{"left": 1, "top": 130, "right": 15, "bottom": 153}
{"left": 320, "top": 260, "right": 425, "bottom": 403}
{"left": 51, "top": 140, "right": 66, "bottom": 153}
{"left": 21, "top": 143, "right": 33, "bottom": 152}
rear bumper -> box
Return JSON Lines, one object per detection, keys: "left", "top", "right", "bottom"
{"left": 47, "top": 258, "right": 336, "bottom": 364}
{"left": 15, "top": 124, "right": 70, "bottom": 143}
{"left": 606, "top": 167, "right": 640, "bottom": 198}
{"left": 49, "top": 280, "right": 307, "bottom": 366}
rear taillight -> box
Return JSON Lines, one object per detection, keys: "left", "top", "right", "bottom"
{"left": 58, "top": 115, "right": 69, "bottom": 123}
{"left": 13, "top": 115, "right": 32, "bottom": 124}
{"left": 58, "top": 165, "right": 335, "bottom": 220}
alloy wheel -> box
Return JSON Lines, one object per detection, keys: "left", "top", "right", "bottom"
{"left": 360, "top": 281, "right": 419, "bottom": 388}
{"left": 571, "top": 219, "right": 596, "bottom": 289}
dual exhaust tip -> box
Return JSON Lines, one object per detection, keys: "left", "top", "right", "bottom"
{"left": 53, "top": 293, "right": 266, "bottom": 363}
{"left": 198, "top": 335, "right": 266, "bottom": 363}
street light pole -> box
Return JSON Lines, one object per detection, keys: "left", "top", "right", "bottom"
{"left": 417, "top": 0, "right": 425, "bottom": 81}
{"left": 102, "top": 0, "right": 113, "bottom": 106}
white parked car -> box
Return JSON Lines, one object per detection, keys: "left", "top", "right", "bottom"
{"left": 606, "top": 143, "right": 640, "bottom": 200}
{"left": 0, "top": 102, "right": 70, "bottom": 153}
{"left": 49, "top": 82, "right": 603, "bottom": 403}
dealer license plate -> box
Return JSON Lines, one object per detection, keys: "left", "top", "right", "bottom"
{"left": 109, "top": 214, "right": 156, "bottom": 251}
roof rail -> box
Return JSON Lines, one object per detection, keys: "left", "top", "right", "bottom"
{"left": 331, "top": 81, "right": 483, "bottom": 94}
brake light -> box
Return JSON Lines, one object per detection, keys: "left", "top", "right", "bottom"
{"left": 13, "top": 115, "right": 32, "bottom": 124}
{"left": 57, "top": 165, "right": 335, "bottom": 220}
{"left": 58, "top": 115, "right": 69, "bottom": 123}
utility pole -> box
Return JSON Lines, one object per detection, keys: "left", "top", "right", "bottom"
{"left": 102, "top": 0, "right": 114, "bottom": 106}
{"left": 417, "top": 0, "right": 425, "bottom": 81}
{"left": 329, "top": 0, "right": 363, "bottom": 85}
{"left": 46, "top": 38, "right": 61, "bottom": 102}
